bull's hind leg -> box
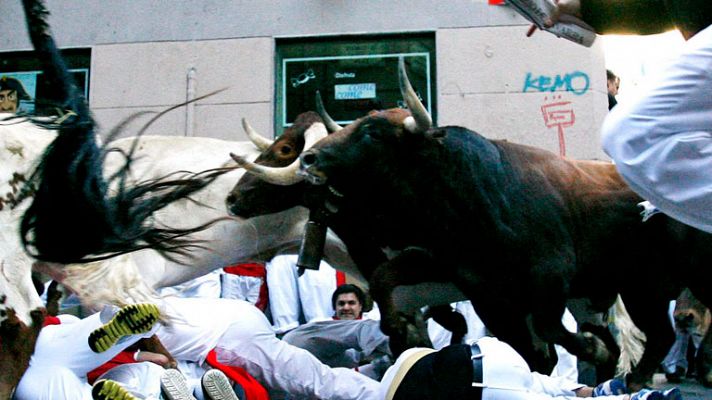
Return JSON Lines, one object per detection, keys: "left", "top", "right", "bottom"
{"left": 619, "top": 292, "right": 675, "bottom": 391}
{"left": 696, "top": 326, "right": 712, "bottom": 388}
{"left": 472, "top": 298, "right": 555, "bottom": 373}
{"left": 528, "top": 270, "right": 613, "bottom": 372}
{"left": 531, "top": 303, "right": 613, "bottom": 368}
{"left": 688, "top": 285, "right": 712, "bottom": 387}
{"left": 425, "top": 304, "right": 468, "bottom": 345}
{"left": 0, "top": 306, "right": 45, "bottom": 399}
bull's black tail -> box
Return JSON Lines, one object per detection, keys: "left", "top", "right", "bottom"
{"left": 19, "top": 0, "right": 230, "bottom": 264}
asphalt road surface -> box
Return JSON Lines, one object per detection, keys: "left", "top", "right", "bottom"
{"left": 650, "top": 373, "right": 712, "bottom": 400}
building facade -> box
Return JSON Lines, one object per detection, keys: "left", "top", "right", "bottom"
{"left": 0, "top": 0, "right": 607, "bottom": 159}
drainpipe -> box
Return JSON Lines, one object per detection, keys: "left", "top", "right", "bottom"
{"left": 185, "top": 67, "right": 196, "bottom": 136}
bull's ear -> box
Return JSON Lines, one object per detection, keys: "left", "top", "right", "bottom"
{"left": 427, "top": 128, "right": 446, "bottom": 141}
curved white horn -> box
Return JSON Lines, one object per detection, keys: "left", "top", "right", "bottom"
{"left": 315, "top": 90, "right": 343, "bottom": 132}
{"left": 242, "top": 118, "right": 273, "bottom": 151}
{"left": 302, "top": 121, "right": 329, "bottom": 150}
{"left": 230, "top": 152, "right": 303, "bottom": 185}
{"left": 230, "top": 122, "right": 328, "bottom": 186}
{"left": 398, "top": 57, "right": 432, "bottom": 133}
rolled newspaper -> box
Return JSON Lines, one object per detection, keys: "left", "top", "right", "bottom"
{"left": 506, "top": 0, "right": 597, "bottom": 47}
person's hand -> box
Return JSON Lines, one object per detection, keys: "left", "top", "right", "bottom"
{"left": 135, "top": 350, "right": 177, "bottom": 369}
{"left": 526, "top": 0, "right": 583, "bottom": 37}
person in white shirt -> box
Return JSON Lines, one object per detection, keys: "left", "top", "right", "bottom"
{"left": 380, "top": 336, "right": 680, "bottom": 400}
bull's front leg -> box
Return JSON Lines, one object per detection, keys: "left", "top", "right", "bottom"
{"left": 369, "top": 247, "right": 438, "bottom": 356}
{"left": 529, "top": 270, "right": 614, "bottom": 375}
{"left": 0, "top": 304, "right": 45, "bottom": 399}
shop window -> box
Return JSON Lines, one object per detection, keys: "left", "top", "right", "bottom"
{"left": 0, "top": 48, "right": 90, "bottom": 115}
{"left": 276, "top": 33, "right": 435, "bottom": 135}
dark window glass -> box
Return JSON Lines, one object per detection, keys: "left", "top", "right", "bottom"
{"left": 0, "top": 48, "right": 91, "bottom": 115}
{"left": 276, "top": 34, "right": 435, "bottom": 135}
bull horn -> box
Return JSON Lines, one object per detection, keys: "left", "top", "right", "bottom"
{"left": 242, "top": 118, "right": 273, "bottom": 151}
{"left": 398, "top": 57, "right": 432, "bottom": 133}
{"left": 230, "top": 122, "right": 328, "bottom": 185}
{"left": 315, "top": 90, "right": 343, "bottom": 132}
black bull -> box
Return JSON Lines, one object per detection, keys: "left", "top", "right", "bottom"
{"left": 227, "top": 87, "right": 711, "bottom": 389}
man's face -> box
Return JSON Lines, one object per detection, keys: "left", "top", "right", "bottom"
{"left": 0, "top": 90, "right": 18, "bottom": 113}
{"left": 335, "top": 293, "right": 363, "bottom": 320}
{"left": 607, "top": 78, "right": 620, "bottom": 97}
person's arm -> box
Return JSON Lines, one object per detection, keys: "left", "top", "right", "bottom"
{"left": 578, "top": 0, "right": 676, "bottom": 34}
{"left": 602, "top": 25, "right": 712, "bottom": 233}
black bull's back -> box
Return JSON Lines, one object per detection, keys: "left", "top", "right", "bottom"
{"left": 303, "top": 123, "right": 711, "bottom": 385}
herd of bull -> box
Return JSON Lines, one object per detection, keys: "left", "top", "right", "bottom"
{"left": 1, "top": 0, "right": 711, "bottom": 397}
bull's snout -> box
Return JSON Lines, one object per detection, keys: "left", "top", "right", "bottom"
{"left": 297, "top": 150, "right": 327, "bottom": 185}
{"left": 299, "top": 150, "right": 318, "bottom": 170}
{"left": 225, "top": 193, "right": 237, "bottom": 215}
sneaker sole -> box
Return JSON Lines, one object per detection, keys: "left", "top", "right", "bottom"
{"left": 161, "top": 368, "right": 197, "bottom": 400}
{"left": 88, "top": 303, "right": 160, "bottom": 353}
{"left": 92, "top": 379, "right": 138, "bottom": 400}
{"left": 202, "top": 369, "right": 240, "bottom": 400}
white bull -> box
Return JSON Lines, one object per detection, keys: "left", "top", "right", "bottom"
{"left": 0, "top": 116, "right": 55, "bottom": 326}
{"left": 0, "top": 115, "right": 357, "bottom": 395}
{"left": 58, "top": 133, "right": 358, "bottom": 308}
{"left": 2, "top": 118, "right": 360, "bottom": 321}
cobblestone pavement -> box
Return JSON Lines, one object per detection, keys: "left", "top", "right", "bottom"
{"left": 649, "top": 373, "right": 712, "bottom": 400}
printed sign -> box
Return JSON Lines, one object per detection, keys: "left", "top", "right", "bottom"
{"left": 334, "top": 83, "right": 376, "bottom": 100}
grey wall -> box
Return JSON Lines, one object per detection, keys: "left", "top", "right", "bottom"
{"left": 1, "top": 1, "right": 520, "bottom": 49}
{"left": 0, "top": 1, "right": 608, "bottom": 159}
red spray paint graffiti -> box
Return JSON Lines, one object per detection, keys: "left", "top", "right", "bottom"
{"left": 541, "top": 95, "right": 575, "bottom": 157}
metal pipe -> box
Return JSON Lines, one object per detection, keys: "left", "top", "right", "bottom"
{"left": 185, "top": 67, "right": 196, "bottom": 136}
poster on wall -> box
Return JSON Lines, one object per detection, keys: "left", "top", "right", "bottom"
{"left": 0, "top": 68, "right": 89, "bottom": 114}
{"left": 281, "top": 53, "right": 431, "bottom": 127}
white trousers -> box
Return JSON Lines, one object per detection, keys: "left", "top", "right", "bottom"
{"left": 602, "top": 24, "right": 712, "bottom": 233}
{"left": 477, "top": 337, "right": 624, "bottom": 400}
{"left": 211, "top": 299, "right": 380, "bottom": 400}
{"left": 154, "top": 297, "right": 379, "bottom": 400}
{"left": 266, "top": 254, "right": 339, "bottom": 333}
{"left": 427, "top": 304, "right": 579, "bottom": 383}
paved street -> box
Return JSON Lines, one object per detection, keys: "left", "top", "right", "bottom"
{"left": 650, "top": 373, "right": 712, "bottom": 400}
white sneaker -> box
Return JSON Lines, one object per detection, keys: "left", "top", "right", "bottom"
{"left": 88, "top": 303, "right": 160, "bottom": 353}
{"left": 202, "top": 369, "right": 240, "bottom": 400}
{"left": 92, "top": 379, "right": 139, "bottom": 400}
{"left": 160, "top": 369, "right": 197, "bottom": 400}
{"left": 506, "top": 0, "right": 597, "bottom": 47}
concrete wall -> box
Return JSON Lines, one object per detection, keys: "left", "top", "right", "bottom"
{"left": 1, "top": 1, "right": 608, "bottom": 158}
{"left": 89, "top": 38, "right": 274, "bottom": 141}
{"left": 0, "top": 1, "right": 519, "bottom": 48}
{"left": 437, "top": 26, "right": 608, "bottom": 160}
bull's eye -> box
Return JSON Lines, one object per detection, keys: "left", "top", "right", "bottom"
{"left": 363, "top": 124, "right": 383, "bottom": 141}
{"left": 279, "top": 145, "right": 293, "bottom": 155}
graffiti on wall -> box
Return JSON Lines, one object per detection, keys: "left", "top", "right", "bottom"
{"left": 541, "top": 95, "right": 575, "bottom": 157}
{"left": 523, "top": 71, "right": 590, "bottom": 95}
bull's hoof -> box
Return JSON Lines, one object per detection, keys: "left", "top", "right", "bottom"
{"left": 383, "top": 313, "right": 432, "bottom": 357}
{"left": 583, "top": 331, "right": 613, "bottom": 365}
{"left": 626, "top": 371, "right": 651, "bottom": 393}
{"left": 665, "top": 367, "right": 684, "bottom": 384}
{"left": 702, "top": 371, "right": 712, "bottom": 388}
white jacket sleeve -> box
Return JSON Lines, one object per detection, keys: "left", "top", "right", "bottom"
{"left": 529, "top": 371, "right": 586, "bottom": 397}
{"left": 601, "top": 25, "right": 712, "bottom": 233}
